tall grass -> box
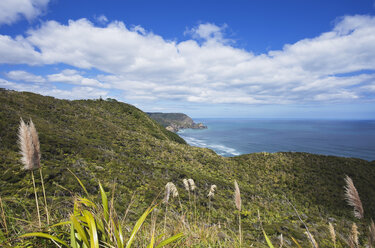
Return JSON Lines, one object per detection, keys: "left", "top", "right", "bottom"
{"left": 18, "top": 118, "right": 42, "bottom": 228}
{"left": 5, "top": 172, "right": 375, "bottom": 247}
{"left": 20, "top": 174, "right": 183, "bottom": 248}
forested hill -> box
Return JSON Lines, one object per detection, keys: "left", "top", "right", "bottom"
{"left": 1, "top": 88, "right": 375, "bottom": 246}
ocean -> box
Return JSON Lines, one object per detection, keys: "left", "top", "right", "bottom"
{"left": 177, "top": 119, "right": 375, "bottom": 161}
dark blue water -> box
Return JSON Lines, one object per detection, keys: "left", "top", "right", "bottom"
{"left": 177, "top": 119, "right": 375, "bottom": 161}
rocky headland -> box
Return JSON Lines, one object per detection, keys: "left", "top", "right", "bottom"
{"left": 146, "top": 112, "right": 207, "bottom": 132}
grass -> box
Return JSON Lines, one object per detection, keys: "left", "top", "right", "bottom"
{"left": 1, "top": 173, "right": 375, "bottom": 247}
{"left": 2, "top": 170, "right": 374, "bottom": 247}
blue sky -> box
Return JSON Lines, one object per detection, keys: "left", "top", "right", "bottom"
{"left": 0, "top": 0, "right": 375, "bottom": 119}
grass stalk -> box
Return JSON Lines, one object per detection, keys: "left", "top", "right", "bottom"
{"left": 208, "top": 197, "right": 211, "bottom": 224}
{"left": 285, "top": 197, "right": 317, "bottom": 248}
{"left": 238, "top": 212, "right": 242, "bottom": 247}
{"left": 31, "top": 170, "right": 41, "bottom": 229}
{"left": 39, "top": 168, "right": 49, "bottom": 225}
{"left": 164, "top": 202, "right": 168, "bottom": 234}
{"left": 0, "top": 195, "right": 8, "bottom": 234}
{"left": 234, "top": 180, "right": 242, "bottom": 247}
{"left": 193, "top": 191, "right": 197, "bottom": 226}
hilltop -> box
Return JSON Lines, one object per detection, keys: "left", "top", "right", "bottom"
{"left": 0, "top": 89, "right": 375, "bottom": 247}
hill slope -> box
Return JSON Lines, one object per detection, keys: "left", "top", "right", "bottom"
{"left": 1, "top": 89, "right": 374, "bottom": 246}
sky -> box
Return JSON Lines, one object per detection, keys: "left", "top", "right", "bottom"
{"left": 0, "top": 0, "right": 375, "bottom": 119}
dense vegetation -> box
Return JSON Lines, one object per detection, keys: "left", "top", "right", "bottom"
{"left": 0, "top": 89, "right": 374, "bottom": 247}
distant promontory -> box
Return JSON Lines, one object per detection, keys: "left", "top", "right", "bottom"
{"left": 147, "top": 112, "right": 207, "bottom": 132}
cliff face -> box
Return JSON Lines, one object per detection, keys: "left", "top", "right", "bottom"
{"left": 146, "top": 112, "right": 207, "bottom": 132}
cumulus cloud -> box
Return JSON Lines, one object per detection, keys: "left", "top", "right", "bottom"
{"left": 0, "top": 15, "right": 375, "bottom": 104}
{"left": 47, "top": 69, "right": 110, "bottom": 88}
{"left": 185, "top": 23, "right": 230, "bottom": 43}
{"left": 0, "top": 0, "right": 50, "bottom": 25}
{"left": 6, "top": 70, "right": 46, "bottom": 83}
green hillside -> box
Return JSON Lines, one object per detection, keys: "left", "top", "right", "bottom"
{"left": 0, "top": 89, "right": 374, "bottom": 247}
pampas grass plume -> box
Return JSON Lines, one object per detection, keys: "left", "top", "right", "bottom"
{"left": 183, "top": 179, "right": 189, "bottom": 192}
{"left": 188, "top": 179, "right": 196, "bottom": 191}
{"left": 208, "top": 185, "right": 217, "bottom": 198}
{"left": 164, "top": 182, "right": 178, "bottom": 203}
{"left": 18, "top": 118, "right": 42, "bottom": 228}
{"left": 329, "top": 222, "right": 336, "bottom": 248}
{"left": 18, "top": 118, "right": 40, "bottom": 170}
{"left": 344, "top": 175, "right": 364, "bottom": 219}
{"left": 28, "top": 119, "right": 41, "bottom": 164}
{"left": 234, "top": 180, "right": 241, "bottom": 212}
{"left": 351, "top": 223, "right": 359, "bottom": 247}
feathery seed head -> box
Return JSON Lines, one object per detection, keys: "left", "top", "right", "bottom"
{"left": 344, "top": 175, "right": 364, "bottom": 219}
{"left": 207, "top": 184, "right": 217, "bottom": 198}
{"left": 188, "top": 179, "right": 196, "bottom": 191}
{"left": 328, "top": 222, "right": 336, "bottom": 246}
{"left": 183, "top": 179, "right": 189, "bottom": 192}
{"left": 18, "top": 118, "right": 40, "bottom": 170}
{"left": 351, "top": 223, "right": 359, "bottom": 247}
{"left": 29, "top": 119, "right": 41, "bottom": 162}
{"left": 279, "top": 234, "right": 283, "bottom": 248}
{"left": 164, "top": 182, "right": 178, "bottom": 203}
{"left": 234, "top": 180, "right": 241, "bottom": 211}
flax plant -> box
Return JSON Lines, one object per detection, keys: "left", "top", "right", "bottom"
{"left": 20, "top": 173, "right": 183, "bottom": 247}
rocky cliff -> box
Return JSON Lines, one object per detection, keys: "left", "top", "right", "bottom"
{"left": 146, "top": 112, "right": 207, "bottom": 132}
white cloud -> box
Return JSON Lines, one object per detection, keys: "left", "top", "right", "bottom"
{"left": 0, "top": 15, "right": 375, "bottom": 104}
{"left": 185, "top": 23, "right": 229, "bottom": 43}
{"left": 0, "top": 77, "right": 108, "bottom": 100}
{"left": 0, "top": 0, "right": 50, "bottom": 25}
{"left": 47, "top": 69, "right": 110, "bottom": 88}
{"left": 6, "top": 70, "right": 46, "bottom": 83}
{"left": 0, "top": 35, "right": 42, "bottom": 64}
{"left": 95, "top": 15, "right": 108, "bottom": 25}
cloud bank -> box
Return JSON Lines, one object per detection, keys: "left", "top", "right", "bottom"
{"left": 0, "top": 15, "right": 375, "bottom": 104}
{"left": 0, "top": 0, "right": 50, "bottom": 25}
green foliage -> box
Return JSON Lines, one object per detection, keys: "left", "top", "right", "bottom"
{"left": 1, "top": 89, "right": 375, "bottom": 247}
{"left": 20, "top": 177, "right": 183, "bottom": 248}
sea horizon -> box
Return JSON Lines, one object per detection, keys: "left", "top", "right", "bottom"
{"left": 178, "top": 118, "right": 375, "bottom": 161}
